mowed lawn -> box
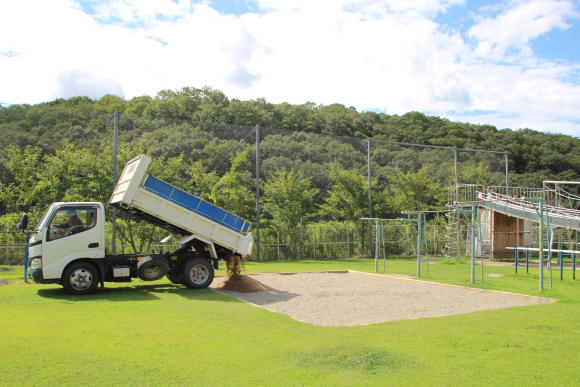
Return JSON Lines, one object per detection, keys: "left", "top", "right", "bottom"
{"left": 1, "top": 258, "right": 580, "bottom": 387}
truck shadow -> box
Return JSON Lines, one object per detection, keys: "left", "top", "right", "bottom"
{"left": 37, "top": 283, "right": 241, "bottom": 302}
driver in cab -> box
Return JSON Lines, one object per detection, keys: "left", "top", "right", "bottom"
{"left": 53, "top": 210, "right": 84, "bottom": 237}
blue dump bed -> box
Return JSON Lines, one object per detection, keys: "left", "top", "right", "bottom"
{"left": 143, "top": 175, "right": 251, "bottom": 234}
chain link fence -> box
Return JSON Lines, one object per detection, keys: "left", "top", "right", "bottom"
{"left": 1, "top": 109, "right": 510, "bottom": 264}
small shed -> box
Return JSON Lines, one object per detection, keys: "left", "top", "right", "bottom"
{"left": 491, "top": 211, "right": 525, "bottom": 260}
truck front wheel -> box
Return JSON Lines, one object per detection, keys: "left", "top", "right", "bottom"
{"left": 62, "top": 262, "right": 100, "bottom": 295}
{"left": 181, "top": 258, "right": 214, "bottom": 289}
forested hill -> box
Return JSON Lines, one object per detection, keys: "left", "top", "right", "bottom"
{"left": 1, "top": 86, "right": 579, "bottom": 184}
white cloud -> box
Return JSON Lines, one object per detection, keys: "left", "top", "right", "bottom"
{"left": 53, "top": 70, "right": 125, "bottom": 99}
{"left": 343, "top": 0, "right": 465, "bottom": 16}
{"left": 468, "top": 0, "right": 579, "bottom": 57}
{"left": 0, "top": 0, "right": 579, "bottom": 138}
{"left": 80, "top": 0, "right": 196, "bottom": 26}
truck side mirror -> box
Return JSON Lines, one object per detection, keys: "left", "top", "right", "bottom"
{"left": 16, "top": 213, "right": 28, "bottom": 231}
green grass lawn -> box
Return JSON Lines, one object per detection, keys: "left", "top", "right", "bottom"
{"left": 1, "top": 258, "right": 579, "bottom": 386}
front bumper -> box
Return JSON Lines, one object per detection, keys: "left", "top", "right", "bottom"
{"left": 27, "top": 269, "right": 59, "bottom": 284}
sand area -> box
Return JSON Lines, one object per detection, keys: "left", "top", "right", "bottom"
{"left": 210, "top": 271, "right": 555, "bottom": 327}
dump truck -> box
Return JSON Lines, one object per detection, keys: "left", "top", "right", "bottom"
{"left": 25, "top": 154, "right": 254, "bottom": 295}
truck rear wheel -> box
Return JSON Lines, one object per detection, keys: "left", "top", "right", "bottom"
{"left": 166, "top": 270, "right": 183, "bottom": 284}
{"left": 137, "top": 256, "right": 169, "bottom": 281}
{"left": 181, "top": 258, "right": 214, "bottom": 289}
{"left": 62, "top": 262, "right": 100, "bottom": 296}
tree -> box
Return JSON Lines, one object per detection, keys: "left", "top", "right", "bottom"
{"left": 190, "top": 148, "right": 254, "bottom": 221}
{"left": 383, "top": 166, "right": 447, "bottom": 214}
{"left": 319, "top": 168, "right": 380, "bottom": 255}
{"left": 262, "top": 168, "right": 318, "bottom": 257}
{"left": 0, "top": 146, "right": 43, "bottom": 215}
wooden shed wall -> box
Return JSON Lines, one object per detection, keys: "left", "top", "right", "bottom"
{"left": 492, "top": 212, "right": 524, "bottom": 260}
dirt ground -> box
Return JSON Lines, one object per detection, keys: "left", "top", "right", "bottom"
{"left": 210, "top": 271, "right": 555, "bottom": 327}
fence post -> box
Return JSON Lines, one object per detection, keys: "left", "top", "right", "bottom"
{"left": 112, "top": 111, "right": 118, "bottom": 255}
{"left": 347, "top": 225, "right": 350, "bottom": 259}
{"left": 367, "top": 137, "right": 373, "bottom": 255}
{"left": 433, "top": 226, "right": 437, "bottom": 255}
{"left": 277, "top": 231, "right": 280, "bottom": 261}
{"left": 313, "top": 227, "right": 316, "bottom": 260}
{"left": 24, "top": 231, "right": 30, "bottom": 282}
{"left": 407, "top": 226, "right": 410, "bottom": 255}
{"left": 255, "top": 124, "right": 261, "bottom": 261}
{"left": 505, "top": 151, "right": 509, "bottom": 189}
{"left": 299, "top": 217, "right": 303, "bottom": 260}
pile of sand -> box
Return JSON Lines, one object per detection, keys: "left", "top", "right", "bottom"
{"left": 211, "top": 275, "right": 272, "bottom": 293}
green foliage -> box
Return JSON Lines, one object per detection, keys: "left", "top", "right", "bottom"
{"left": 190, "top": 148, "right": 255, "bottom": 221}
{"left": 2, "top": 87, "right": 578, "bottom": 185}
{"left": 0, "top": 146, "right": 43, "bottom": 214}
{"left": 319, "top": 168, "right": 372, "bottom": 222}
{"left": 2, "top": 86, "right": 580, "bottom": 258}
{"left": 263, "top": 168, "right": 319, "bottom": 256}
{"left": 318, "top": 168, "right": 381, "bottom": 253}
{"left": 384, "top": 166, "right": 447, "bottom": 214}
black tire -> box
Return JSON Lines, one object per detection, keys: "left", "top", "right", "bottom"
{"left": 62, "top": 261, "right": 100, "bottom": 295}
{"left": 166, "top": 269, "right": 183, "bottom": 284}
{"left": 137, "top": 256, "right": 169, "bottom": 281}
{"left": 181, "top": 258, "right": 214, "bottom": 289}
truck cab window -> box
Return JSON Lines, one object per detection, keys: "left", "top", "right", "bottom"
{"left": 47, "top": 208, "right": 97, "bottom": 241}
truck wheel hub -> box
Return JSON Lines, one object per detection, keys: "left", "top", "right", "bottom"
{"left": 70, "top": 269, "right": 92, "bottom": 290}
{"left": 190, "top": 265, "right": 208, "bottom": 284}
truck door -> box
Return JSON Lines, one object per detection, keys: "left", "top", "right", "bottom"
{"left": 42, "top": 206, "right": 104, "bottom": 280}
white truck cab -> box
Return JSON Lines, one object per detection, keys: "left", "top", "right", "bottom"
{"left": 28, "top": 202, "right": 106, "bottom": 284}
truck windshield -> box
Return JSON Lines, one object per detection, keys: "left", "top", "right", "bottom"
{"left": 35, "top": 204, "right": 56, "bottom": 233}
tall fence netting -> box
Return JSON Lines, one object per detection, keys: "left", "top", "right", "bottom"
{"left": 1, "top": 109, "right": 519, "bottom": 263}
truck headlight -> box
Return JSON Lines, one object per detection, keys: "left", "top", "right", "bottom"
{"left": 30, "top": 258, "right": 42, "bottom": 270}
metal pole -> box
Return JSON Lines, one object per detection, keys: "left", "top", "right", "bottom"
{"left": 375, "top": 220, "right": 379, "bottom": 272}
{"left": 24, "top": 231, "right": 30, "bottom": 282}
{"left": 454, "top": 146, "right": 461, "bottom": 257}
{"left": 478, "top": 205, "right": 483, "bottom": 282}
{"left": 255, "top": 125, "right": 260, "bottom": 261}
{"left": 515, "top": 247, "right": 518, "bottom": 274}
{"left": 424, "top": 215, "right": 429, "bottom": 277}
{"left": 560, "top": 251, "right": 564, "bottom": 282}
{"left": 112, "top": 111, "right": 118, "bottom": 255}
{"left": 313, "top": 227, "right": 316, "bottom": 260}
{"left": 454, "top": 146, "right": 459, "bottom": 189}
{"left": 417, "top": 215, "right": 422, "bottom": 277}
{"left": 471, "top": 204, "right": 475, "bottom": 284}
{"left": 406, "top": 227, "right": 410, "bottom": 255}
{"left": 505, "top": 151, "right": 509, "bottom": 189}
{"left": 549, "top": 225, "right": 553, "bottom": 291}
{"left": 300, "top": 217, "right": 303, "bottom": 260}
{"left": 277, "top": 231, "right": 280, "bottom": 261}
{"left": 516, "top": 216, "right": 519, "bottom": 262}
{"left": 490, "top": 210, "right": 493, "bottom": 261}
{"left": 432, "top": 225, "right": 436, "bottom": 254}
{"left": 539, "top": 201, "right": 544, "bottom": 290}
{"left": 346, "top": 225, "right": 350, "bottom": 259}
{"left": 526, "top": 249, "right": 529, "bottom": 274}
{"left": 573, "top": 253, "right": 576, "bottom": 280}
{"left": 382, "top": 221, "right": 386, "bottom": 271}
{"left": 368, "top": 138, "right": 373, "bottom": 256}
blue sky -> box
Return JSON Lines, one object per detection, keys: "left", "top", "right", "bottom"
{"left": 1, "top": 0, "right": 579, "bottom": 137}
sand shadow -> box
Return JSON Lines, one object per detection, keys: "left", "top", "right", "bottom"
{"left": 215, "top": 287, "right": 301, "bottom": 305}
